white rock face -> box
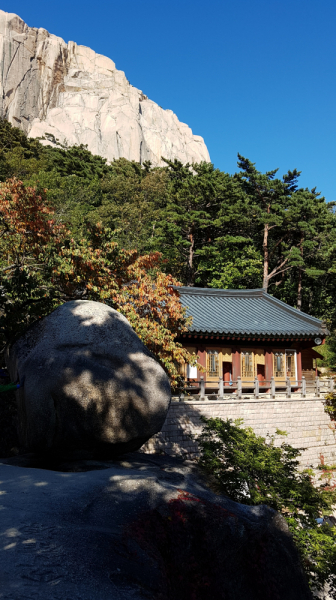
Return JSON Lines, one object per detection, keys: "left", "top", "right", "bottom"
{"left": 0, "top": 10, "right": 210, "bottom": 166}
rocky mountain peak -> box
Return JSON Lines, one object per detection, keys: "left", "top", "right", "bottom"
{"left": 0, "top": 10, "right": 210, "bottom": 166}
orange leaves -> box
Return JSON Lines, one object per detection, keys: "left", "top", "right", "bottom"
{"left": 0, "top": 178, "right": 68, "bottom": 260}
{"left": 52, "top": 234, "right": 192, "bottom": 386}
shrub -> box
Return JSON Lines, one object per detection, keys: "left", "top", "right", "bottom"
{"left": 323, "top": 392, "right": 336, "bottom": 421}
{"left": 197, "top": 417, "right": 336, "bottom": 598}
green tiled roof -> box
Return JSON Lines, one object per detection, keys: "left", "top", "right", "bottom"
{"left": 176, "top": 287, "right": 327, "bottom": 337}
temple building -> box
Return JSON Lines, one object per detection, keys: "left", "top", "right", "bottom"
{"left": 176, "top": 287, "right": 327, "bottom": 389}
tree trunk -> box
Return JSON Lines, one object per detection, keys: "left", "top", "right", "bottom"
{"left": 297, "top": 269, "right": 302, "bottom": 310}
{"left": 309, "top": 288, "right": 313, "bottom": 312}
{"left": 297, "top": 235, "right": 304, "bottom": 310}
{"left": 187, "top": 229, "right": 195, "bottom": 286}
{"left": 262, "top": 221, "right": 269, "bottom": 291}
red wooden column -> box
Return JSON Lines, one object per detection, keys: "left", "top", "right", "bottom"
{"left": 297, "top": 349, "right": 302, "bottom": 382}
{"left": 232, "top": 347, "right": 241, "bottom": 382}
{"left": 265, "top": 350, "right": 273, "bottom": 392}
{"left": 197, "top": 348, "right": 206, "bottom": 382}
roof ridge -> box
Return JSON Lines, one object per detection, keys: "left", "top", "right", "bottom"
{"left": 173, "top": 286, "right": 264, "bottom": 297}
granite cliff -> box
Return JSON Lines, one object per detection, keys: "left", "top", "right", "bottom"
{"left": 0, "top": 10, "right": 210, "bottom": 166}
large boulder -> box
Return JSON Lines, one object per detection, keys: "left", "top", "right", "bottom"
{"left": 5, "top": 300, "right": 171, "bottom": 456}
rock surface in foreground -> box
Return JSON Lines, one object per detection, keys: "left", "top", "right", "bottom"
{"left": 6, "top": 300, "right": 171, "bottom": 456}
{"left": 0, "top": 453, "right": 312, "bottom": 600}
{"left": 0, "top": 9, "right": 210, "bottom": 167}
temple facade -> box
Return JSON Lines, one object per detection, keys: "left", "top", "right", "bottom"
{"left": 176, "top": 287, "right": 327, "bottom": 389}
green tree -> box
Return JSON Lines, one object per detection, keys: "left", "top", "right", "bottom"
{"left": 152, "top": 160, "right": 217, "bottom": 285}
{"left": 92, "top": 158, "right": 169, "bottom": 253}
{"left": 269, "top": 186, "right": 336, "bottom": 311}
{"left": 198, "top": 237, "right": 262, "bottom": 289}
{"left": 153, "top": 160, "right": 250, "bottom": 286}
{"left": 236, "top": 154, "right": 302, "bottom": 292}
{"left": 195, "top": 169, "right": 264, "bottom": 288}
{"left": 27, "top": 169, "right": 103, "bottom": 236}
{"left": 0, "top": 118, "right": 46, "bottom": 181}
{"left": 41, "top": 139, "right": 111, "bottom": 179}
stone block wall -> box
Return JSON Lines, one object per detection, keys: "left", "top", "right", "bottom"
{"left": 141, "top": 397, "right": 336, "bottom": 468}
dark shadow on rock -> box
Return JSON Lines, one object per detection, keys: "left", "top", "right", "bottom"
{"left": 0, "top": 449, "right": 190, "bottom": 475}
{"left": 0, "top": 389, "right": 20, "bottom": 458}
{"left": 0, "top": 455, "right": 313, "bottom": 600}
{"left": 125, "top": 490, "right": 312, "bottom": 600}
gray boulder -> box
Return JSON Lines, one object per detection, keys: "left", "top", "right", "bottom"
{"left": 6, "top": 300, "right": 171, "bottom": 456}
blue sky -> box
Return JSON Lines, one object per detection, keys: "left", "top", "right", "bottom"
{"left": 2, "top": 0, "right": 336, "bottom": 200}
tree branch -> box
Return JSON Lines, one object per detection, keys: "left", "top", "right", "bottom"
{"left": 1, "top": 264, "right": 16, "bottom": 272}
{"left": 267, "top": 252, "right": 293, "bottom": 282}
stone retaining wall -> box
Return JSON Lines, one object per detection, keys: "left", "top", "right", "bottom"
{"left": 141, "top": 397, "right": 336, "bottom": 467}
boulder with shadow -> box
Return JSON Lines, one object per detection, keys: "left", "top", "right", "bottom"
{"left": 5, "top": 300, "right": 171, "bottom": 457}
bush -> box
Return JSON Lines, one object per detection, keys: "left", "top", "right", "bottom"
{"left": 197, "top": 417, "right": 336, "bottom": 598}
{"left": 324, "top": 392, "right": 336, "bottom": 421}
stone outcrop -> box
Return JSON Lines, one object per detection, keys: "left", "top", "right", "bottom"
{"left": 0, "top": 454, "right": 312, "bottom": 600}
{"left": 5, "top": 300, "right": 171, "bottom": 456}
{"left": 0, "top": 10, "right": 210, "bottom": 166}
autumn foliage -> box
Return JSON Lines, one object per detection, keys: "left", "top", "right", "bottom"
{"left": 0, "top": 178, "right": 193, "bottom": 387}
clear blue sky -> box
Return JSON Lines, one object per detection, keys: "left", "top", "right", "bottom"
{"left": 3, "top": 0, "right": 336, "bottom": 200}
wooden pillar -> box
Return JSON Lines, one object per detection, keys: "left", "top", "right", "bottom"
{"left": 232, "top": 347, "right": 241, "bottom": 381}
{"left": 197, "top": 348, "right": 206, "bottom": 382}
{"left": 297, "top": 349, "right": 302, "bottom": 384}
{"left": 265, "top": 350, "right": 272, "bottom": 392}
